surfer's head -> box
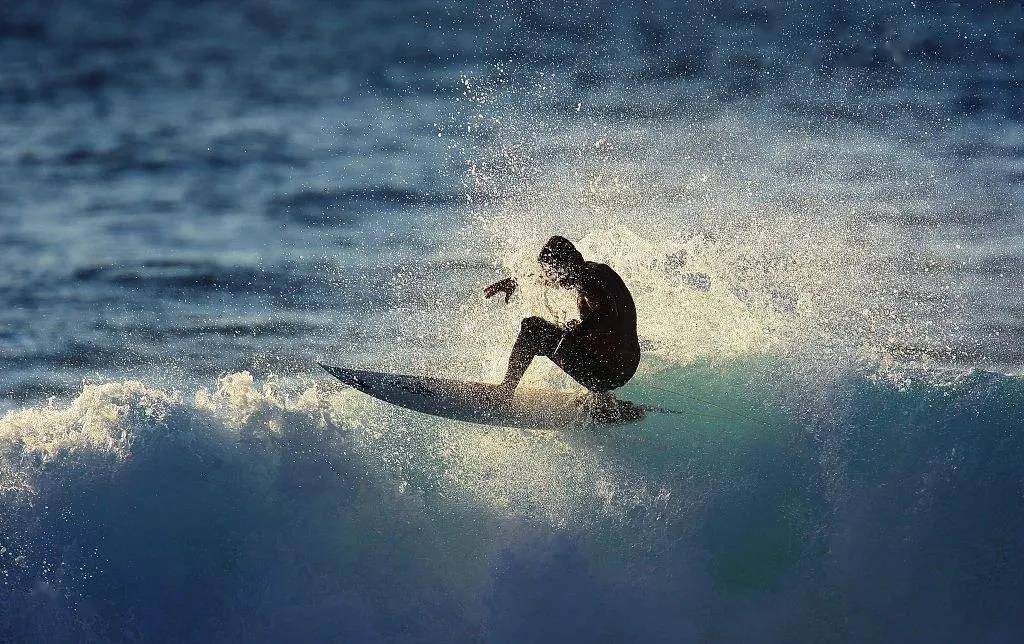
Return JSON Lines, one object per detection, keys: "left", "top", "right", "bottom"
{"left": 538, "top": 236, "right": 584, "bottom": 286}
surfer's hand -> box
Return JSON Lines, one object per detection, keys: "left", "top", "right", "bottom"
{"left": 484, "top": 277, "right": 516, "bottom": 303}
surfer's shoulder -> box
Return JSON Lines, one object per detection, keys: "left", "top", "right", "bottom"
{"left": 584, "top": 261, "right": 620, "bottom": 283}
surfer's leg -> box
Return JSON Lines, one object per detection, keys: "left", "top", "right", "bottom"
{"left": 551, "top": 346, "right": 633, "bottom": 393}
{"left": 497, "top": 316, "right": 562, "bottom": 393}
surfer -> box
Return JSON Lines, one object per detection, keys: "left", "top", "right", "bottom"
{"left": 484, "top": 236, "right": 641, "bottom": 397}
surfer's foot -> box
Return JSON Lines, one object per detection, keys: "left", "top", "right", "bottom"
{"left": 588, "top": 392, "right": 616, "bottom": 411}
{"left": 583, "top": 392, "right": 644, "bottom": 424}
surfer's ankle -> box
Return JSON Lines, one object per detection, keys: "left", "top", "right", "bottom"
{"left": 493, "top": 381, "right": 517, "bottom": 397}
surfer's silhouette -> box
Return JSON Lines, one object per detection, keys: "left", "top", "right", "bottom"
{"left": 485, "top": 236, "right": 640, "bottom": 398}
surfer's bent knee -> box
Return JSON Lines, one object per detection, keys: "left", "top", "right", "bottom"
{"left": 520, "top": 316, "right": 551, "bottom": 332}
{"left": 518, "top": 317, "right": 562, "bottom": 355}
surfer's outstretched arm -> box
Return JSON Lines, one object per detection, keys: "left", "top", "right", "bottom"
{"left": 484, "top": 277, "right": 517, "bottom": 303}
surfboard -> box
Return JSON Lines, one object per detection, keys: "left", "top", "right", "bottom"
{"left": 317, "top": 363, "right": 644, "bottom": 430}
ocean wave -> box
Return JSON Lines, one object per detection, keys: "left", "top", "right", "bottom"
{"left": 3, "top": 0, "right": 1024, "bottom": 639}
{"left": 1, "top": 366, "right": 1022, "bottom": 641}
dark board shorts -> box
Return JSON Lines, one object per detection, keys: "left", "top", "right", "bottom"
{"left": 522, "top": 316, "right": 638, "bottom": 392}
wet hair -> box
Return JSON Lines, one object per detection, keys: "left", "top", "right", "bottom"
{"left": 538, "top": 236, "right": 584, "bottom": 268}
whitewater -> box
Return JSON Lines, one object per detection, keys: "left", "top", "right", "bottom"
{"left": 4, "top": 351, "right": 1023, "bottom": 640}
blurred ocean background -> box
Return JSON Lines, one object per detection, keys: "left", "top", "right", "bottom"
{"left": 2, "top": 1, "right": 1023, "bottom": 641}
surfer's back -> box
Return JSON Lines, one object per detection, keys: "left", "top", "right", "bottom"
{"left": 582, "top": 261, "right": 638, "bottom": 333}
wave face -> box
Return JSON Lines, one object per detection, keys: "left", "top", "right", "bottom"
{"left": 2, "top": 366, "right": 1023, "bottom": 642}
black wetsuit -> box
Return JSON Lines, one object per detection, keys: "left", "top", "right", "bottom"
{"left": 517, "top": 262, "right": 640, "bottom": 392}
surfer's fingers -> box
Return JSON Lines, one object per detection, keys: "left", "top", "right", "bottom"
{"left": 484, "top": 281, "right": 506, "bottom": 297}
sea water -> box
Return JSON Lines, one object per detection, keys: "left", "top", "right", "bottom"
{"left": 2, "top": 1, "right": 1023, "bottom": 641}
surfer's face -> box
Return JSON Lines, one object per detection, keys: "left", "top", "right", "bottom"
{"left": 540, "top": 261, "right": 578, "bottom": 287}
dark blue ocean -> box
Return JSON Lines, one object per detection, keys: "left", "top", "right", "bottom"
{"left": 2, "top": 1, "right": 1023, "bottom": 641}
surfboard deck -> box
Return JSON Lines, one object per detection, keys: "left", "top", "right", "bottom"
{"left": 318, "top": 363, "right": 644, "bottom": 430}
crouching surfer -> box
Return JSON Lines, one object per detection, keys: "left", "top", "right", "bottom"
{"left": 484, "top": 236, "right": 642, "bottom": 419}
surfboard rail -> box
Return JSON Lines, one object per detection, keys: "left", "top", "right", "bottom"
{"left": 317, "top": 362, "right": 643, "bottom": 429}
